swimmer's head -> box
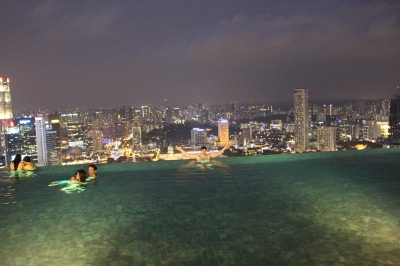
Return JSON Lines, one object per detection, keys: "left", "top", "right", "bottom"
{"left": 76, "top": 169, "right": 87, "bottom": 182}
{"left": 88, "top": 164, "right": 97, "bottom": 176}
{"left": 201, "top": 146, "right": 207, "bottom": 151}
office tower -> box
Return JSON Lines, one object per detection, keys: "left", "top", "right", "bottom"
{"left": 141, "top": 106, "right": 151, "bottom": 121}
{"left": 294, "top": 88, "right": 310, "bottom": 152}
{"left": 1, "top": 119, "right": 19, "bottom": 165}
{"left": 47, "top": 113, "right": 62, "bottom": 165}
{"left": 389, "top": 91, "right": 400, "bottom": 143}
{"left": 65, "top": 123, "right": 85, "bottom": 148}
{"left": 35, "top": 115, "right": 48, "bottom": 165}
{"left": 218, "top": 119, "right": 229, "bottom": 144}
{"left": 18, "top": 118, "right": 37, "bottom": 162}
{"left": 35, "top": 114, "right": 62, "bottom": 166}
{"left": 0, "top": 77, "right": 12, "bottom": 119}
{"left": 191, "top": 128, "right": 207, "bottom": 146}
{"left": 132, "top": 121, "right": 142, "bottom": 150}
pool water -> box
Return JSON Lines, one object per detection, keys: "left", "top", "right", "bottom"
{"left": 1, "top": 149, "right": 400, "bottom": 265}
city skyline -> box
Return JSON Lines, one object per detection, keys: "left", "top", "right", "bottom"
{"left": 1, "top": 1, "right": 399, "bottom": 111}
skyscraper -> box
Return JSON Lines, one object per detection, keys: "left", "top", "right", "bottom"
{"left": 294, "top": 88, "right": 310, "bottom": 152}
{"left": 0, "top": 77, "right": 12, "bottom": 119}
{"left": 132, "top": 121, "right": 142, "bottom": 150}
{"left": 389, "top": 90, "right": 400, "bottom": 144}
{"left": 35, "top": 114, "right": 62, "bottom": 166}
{"left": 191, "top": 128, "right": 207, "bottom": 146}
{"left": 218, "top": 119, "right": 229, "bottom": 144}
{"left": 35, "top": 115, "right": 48, "bottom": 165}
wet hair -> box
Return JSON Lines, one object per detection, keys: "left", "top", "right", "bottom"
{"left": 88, "top": 164, "right": 97, "bottom": 171}
{"left": 23, "top": 156, "right": 31, "bottom": 162}
{"left": 201, "top": 146, "right": 207, "bottom": 150}
{"left": 11, "top": 154, "right": 22, "bottom": 170}
{"left": 76, "top": 170, "right": 87, "bottom": 182}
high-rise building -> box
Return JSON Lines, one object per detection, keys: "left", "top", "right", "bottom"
{"left": 0, "top": 77, "right": 12, "bottom": 119}
{"left": 191, "top": 128, "right": 207, "bottom": 146}
{"left": 132, "top": 121, "right": 142, "bottom": 150}
{"left": 35, "top": 115, "right": 48, "bottom": 165}
{"left": 389, "top": 91, "right": 400, "bottom": 144}
{"left": 85, "top": 130, "right": 103, "bottom": 152}
{"left": 47, "top": 113, "right": 62, "bottom": 165}
{"left": 316, "top": 126, "right": 337, "bottom": 151}
{"left": 35, "top": 114, "right": 62, "bottom": 166}
{"left": 294, "top": 88, "right": 310, "bottom": 152}
{"left": 218, "top": 119, "right": 229, "bottom": 144}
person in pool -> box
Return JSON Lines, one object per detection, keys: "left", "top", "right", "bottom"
{"left": 22, "top": 156, "right": 36, "bottom": 171}
{"left": 87, "top": 164, "right": 97, "bottom": 181}
{"left": 69, "top": 169, "right": 87, "bottom": 183}
{"left": 10, "top": 154, "right": 24, "bottom": 170}
{"left": 175, "top": 142, "right": 231, "bottom": 162}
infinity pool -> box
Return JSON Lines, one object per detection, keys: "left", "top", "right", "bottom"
{"left": 1, "top": 149, "right": 400, "bottom": 265}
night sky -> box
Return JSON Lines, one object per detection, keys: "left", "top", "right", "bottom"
{"left": 1, "top": 0, "right": 399, "bottom": 111}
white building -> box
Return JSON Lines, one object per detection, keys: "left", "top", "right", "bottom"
{"left": 35, "top": 115, "right": 48, "bottom": 165}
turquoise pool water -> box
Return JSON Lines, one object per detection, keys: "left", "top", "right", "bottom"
{"left": 1, "top": 149, "right": 400, "bottom": 265}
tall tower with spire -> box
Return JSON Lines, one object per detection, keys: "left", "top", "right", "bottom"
{"left": 0, "top": 77, "right": 12, "bottom": 119}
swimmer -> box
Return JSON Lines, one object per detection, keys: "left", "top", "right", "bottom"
{"left": 10, "top": 154, "right": 24, "bottom": 170}
{"left": 69, "top": 169, "right": 87, "bottom": 183}
{"left": 22, "top": 156, "right": 36, "bottom": 171}
{"left": 87, "top": 164, "right": 97, "bottom": 181}
{"left": 175, "top": 142, "right": 231, "bottom": 162}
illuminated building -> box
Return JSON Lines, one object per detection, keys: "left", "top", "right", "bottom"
{"left": 270, "top": 120, "right": 282, "bottom": 131}
{"left": 85, "top": 130, "right": 103, "bottom": 152}
{"left": 389, "top": 92, "right": 400, "bottom": 144}
{"left": 65, "top": 123, "right": 84, "bottom": 148}
{"left": 101, "top": 123, "right": 113, "bottom": 140}
{"left": 0, "top": 77, "right": 12, "bottom": 119}
{"left": 132, "top": 121, "right": 142, "bottom": 150}
{"left": 141, "top": 106, "right": 151, "bottom": 120}
{"left": 35, "top": 115, "right": 48, "bottom": 165}
{"left": 218, "top": 119, "right": 229, "bottom": 144}
{"left": 316, "top": 126, "right": 337, "bottom": 151}
{"left": 294, "top": 88, "right": 310, "bottom": 152}
{"left": 35, "top": 114, "right": 62, "bottom": 166}
{"left": 114, "top": 121, "right": 128, "bottom": 139}
{"left": 17, "top": 118, "right": 37, "bottom": 161}
{"left": 191, "top": 128, "right": 207, "bottom": 146}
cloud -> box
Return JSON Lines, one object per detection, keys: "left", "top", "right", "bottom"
{"left": 30, "top": 1, "right": 120, "bottom": 42}
{"left": 149, "top": 1, "right": 399, "bottom": 66}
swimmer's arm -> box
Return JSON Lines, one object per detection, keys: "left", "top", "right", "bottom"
{"left": 175, "top": 146, "right": 197, "bottom": 159}
{"left": 209, "top": 143, "right": 231, "bottom": 158}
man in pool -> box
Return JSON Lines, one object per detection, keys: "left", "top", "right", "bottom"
{"left": 175, "top": 142, "right": 231, "bottom": 162}
{"left": 87, "top": 164, "right": 97, "bottom": 181}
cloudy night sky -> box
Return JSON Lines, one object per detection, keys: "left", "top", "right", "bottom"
{"left": 1, "top": 0, "right": 399, "bottom": 111}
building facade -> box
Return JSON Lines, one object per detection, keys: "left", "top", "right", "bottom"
{"left": 294, "top": 88, "right": 310, "bottom": 152}
{"left": 389, "top": 93, "right": 400, "bottom": 143}
{"left": 218, "top": 119, "right": 229, "bottom": 144}
{"left": 0, "top": 77, "right": 12, "bottom": 119}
